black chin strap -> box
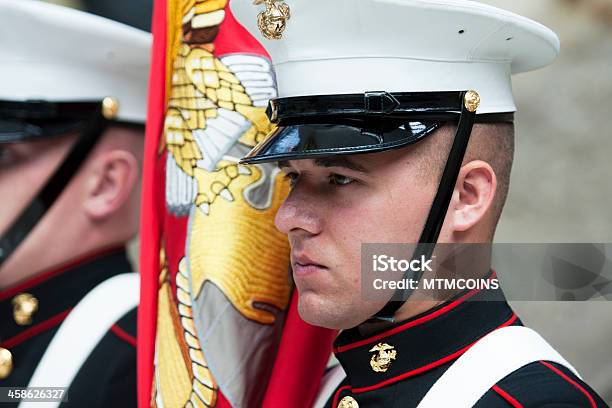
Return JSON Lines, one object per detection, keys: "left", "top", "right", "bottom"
{"left": 0, "top": 109, "right": 108, "bottom": 268}
{"left": 372, "top": 91, "right": 478, "bottom": 322}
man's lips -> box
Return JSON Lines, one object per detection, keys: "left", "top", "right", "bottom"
{"left": 291, "top": 253, "right": 328, "bottom": 276}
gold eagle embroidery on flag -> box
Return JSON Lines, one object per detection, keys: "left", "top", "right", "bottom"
{"left": 153, "top": 0, "right": 291, "bottom": 407}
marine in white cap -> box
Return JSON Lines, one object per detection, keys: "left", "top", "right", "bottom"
{"left": 0, "top": 1, "right": 149, "bottom": 406}
{"left": 230, "top": 0, "right": 609, "bottom": 407}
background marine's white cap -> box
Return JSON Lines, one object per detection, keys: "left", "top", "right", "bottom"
{"left": 0, "top": 0, "right": 151, "bottom": 123}
{"left": 230, "top": 0, "right": 560, "bottom": 114}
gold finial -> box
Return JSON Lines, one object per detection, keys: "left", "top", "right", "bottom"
{"left": 0, "top": 348, "right": 13, "bottom": 379}
{"left": 254, "top": 0, "right": 291, "bottom": 40}
{"left": 369, "top": 342, "right": 397, "bottom": 373}
{"left": 102, "top": 96, "right": 119, "bottom": 119}
{"left": 464, "top": 90, "right": 480, "bottom": 113}
{"left": 12, "top": 293, "right": 38, "bottom": 326}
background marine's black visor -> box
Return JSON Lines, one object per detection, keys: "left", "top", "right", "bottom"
{"left": 0, "top": 100, "right": 105, "bottom": 143}
{"left": 239, "top": 91, "right": 513, "bottom": 165}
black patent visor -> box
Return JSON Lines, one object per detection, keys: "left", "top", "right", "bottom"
{"left": 240, "top": 91, "right": 513, "bottom": 165}
{"left": 242, "top": 120, "right": 442, "bottom": 164}
{"left": 0, "top": 100, "right": 104, "bottom": 143}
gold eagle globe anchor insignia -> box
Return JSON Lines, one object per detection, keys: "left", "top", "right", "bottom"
{"left": 254, "top": 0, "right": 290, "bottom": 40}
{"left": 369, "top": 343, "right": 397, "bottom": 373}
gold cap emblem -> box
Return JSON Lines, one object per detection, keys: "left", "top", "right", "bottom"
{"left": 369, "top": 342, "right": 397, "bottom": 373}
{"left": 102, "top": 96, "right": 119, "bottom": 119}
{"left": 0, "top": 347, "right": 13, "bottom": 379}
{"left": 12, "top": 293, "right": 39, "bottom": 326}
{"left": 338, "top": 395, "right": 359, "bottom": 408}
{"left": 464, "top": 90, "right": 480, "bottom": 113}
{"left": 254, "top": 0, "right": 291, "bottom": 40}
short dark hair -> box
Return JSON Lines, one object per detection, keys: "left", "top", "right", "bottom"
{"left": 468, "top": 122, "right": 515, "bottom": 224}
{"left": 417, "top": 122, "right": 515, "bottom": 228}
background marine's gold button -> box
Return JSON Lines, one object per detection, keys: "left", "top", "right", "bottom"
{"left": 102, "top": 96, "right": 119, "bottom": 119}
{"left": 0, "top": 347, "right": 13, "bottom": 379}
{"left": 338, "top": 395, "right": 359, "bottom": 408}
{"left": 12, "top": 293, "right": 39, "bottom": 326}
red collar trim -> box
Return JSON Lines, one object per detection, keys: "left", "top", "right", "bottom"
{"left": 332, "top": 385, "right": 352, "bottom": 408}
{"left": 334, "top": 271, "right": 497, "bottom": 354}
{"left": 349, "top": 313, "right": 517, "bottom": 394}
{"left": 0, "top": 245, "right": 125, "bottom": 301}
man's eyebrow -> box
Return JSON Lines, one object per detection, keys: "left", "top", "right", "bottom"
{"left": 277, "top": 160, "right": 292, "bottom": 169}
{"left": 313, "top": 156, "right": 368, "bottom": 173}
{"left": 276, "top": 157, "right": 369, "bottom": 173}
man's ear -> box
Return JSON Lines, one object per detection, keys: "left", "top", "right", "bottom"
{"left": 450, "top": 160, "right": 497, "bottom": 232}
{"left": 83, "top": 150, "right": 139, "bottom": 221}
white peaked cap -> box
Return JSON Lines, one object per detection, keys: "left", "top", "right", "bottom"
{"left": 0, "top": 0, "right": 151, "bottom": 123}
{"left": 230, "top": 0, "right": 560, "bottom": 114}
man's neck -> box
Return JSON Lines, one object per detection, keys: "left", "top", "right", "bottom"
{"left": 357, "top": 298, "right": 445, "bottom": 337}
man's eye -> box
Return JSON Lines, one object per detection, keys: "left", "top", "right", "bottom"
{"left": 283, "top": 171, "right": 299, "bottom": 186}
{"left": 329, "top": 174, "right": 355, "bottom": 186}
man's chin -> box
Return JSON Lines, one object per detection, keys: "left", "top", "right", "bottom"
{"left": 296, "top": 290, "right": 372, "bottom": 330}
{"left": 297, "top": 290, "right": 340, "bottom": 329}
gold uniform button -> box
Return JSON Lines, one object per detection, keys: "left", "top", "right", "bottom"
{"left": 0, "top": 347, "right": 13, "bottom": 379}
{"left": 101, "top": 96, "right": 119, "bottom": 119}
{"left": 12, "top": 293, "right": 39, "bottom": 326}
{"left": 338, "top": 396, "right": 359, "bottom": 408}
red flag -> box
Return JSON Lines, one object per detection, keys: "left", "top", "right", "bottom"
{"left": 138, "top": 1, "right": 336, "bottom": 407}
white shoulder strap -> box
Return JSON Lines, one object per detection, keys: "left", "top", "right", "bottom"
{"left": 417, "top": 326, "right": 581, "bottom": 408}
{"left": 313, "top": 364, "right": 347, "bottom": 408}
{"left": 20, "top": 273, "right": 139, "bottom": 408}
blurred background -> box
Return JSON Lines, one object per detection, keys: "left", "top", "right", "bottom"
{"left": 44, "top": 0, "right": 152, "bottom": 31}
{"left": 44, "top": 0, "right": 612, "bottom": 403}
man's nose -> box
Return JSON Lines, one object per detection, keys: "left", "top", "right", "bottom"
{"left": 275, "top": 189, "right": 322, "bottom": 236}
